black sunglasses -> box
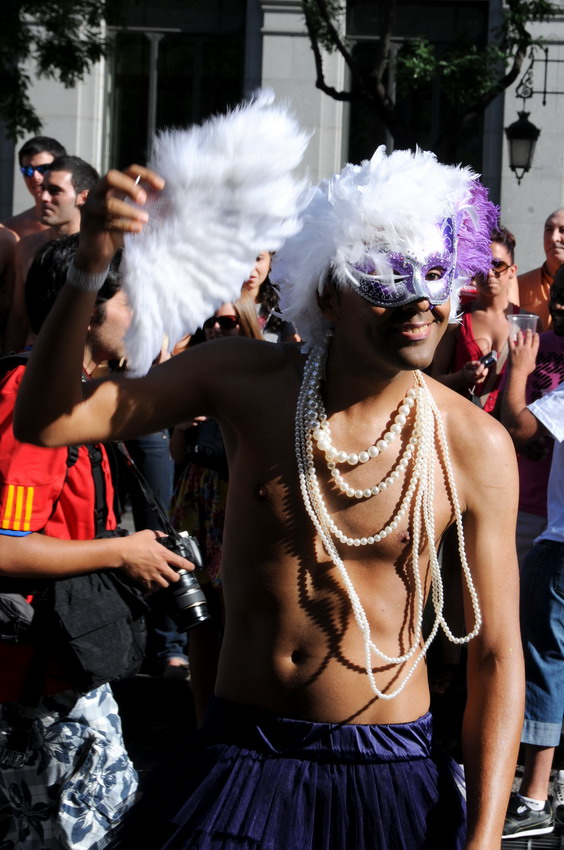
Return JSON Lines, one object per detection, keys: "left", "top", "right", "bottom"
{"left": 203, "top": 315, "right": 240, "bottom": 331}
{"left": 477, "top": 259, "right": 511, "bottom": 280}
{"left": 490, "top": 259, "right": 511, "bottom": 276}
{"left": 20, "top": 164, "right": 50, "bottom": 178}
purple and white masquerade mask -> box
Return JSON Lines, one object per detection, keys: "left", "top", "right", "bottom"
{"left": 272, "top": 147, "right": 499, "bottom": 349}
{"left": 346, "top": 218, "right": 457, "bottom": 308}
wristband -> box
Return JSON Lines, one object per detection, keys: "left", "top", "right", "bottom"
{"left": 66, "top": 259, "right": 110, "bottom": 293}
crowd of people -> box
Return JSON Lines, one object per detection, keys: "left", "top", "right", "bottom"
{"left": 0, "top": 123, "right": 562, "bottom": 850}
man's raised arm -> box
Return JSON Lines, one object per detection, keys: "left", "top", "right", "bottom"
{"left": 14, "top": 167, "right": 166, "bottom": 448}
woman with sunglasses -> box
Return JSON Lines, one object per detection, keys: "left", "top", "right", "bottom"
{"left": 168, "top": 297, "right": 263, "bottom": 722}
{"left": 432, "top": 226, "right": 531, "bottom": 414}
{"left": 202, "top": 297, "right": 263, "bottom": 341}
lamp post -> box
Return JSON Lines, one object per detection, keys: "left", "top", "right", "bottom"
{"left": 504, "top": 111, "right": 541, "bottom": 184}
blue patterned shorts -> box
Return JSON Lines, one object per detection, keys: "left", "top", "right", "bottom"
{"left": 0, "top": 684, "right": 138, "bottom": 849}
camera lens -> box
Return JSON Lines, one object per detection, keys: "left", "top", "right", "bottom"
{"left": 154, "top": 533, "right": 210, "bottom": 630}
{"left": 167, "top": 569, "right": 210, "bottom": 630}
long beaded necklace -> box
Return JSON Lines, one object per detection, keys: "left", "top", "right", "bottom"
{"left": 295, "top": 338, "right": 482, "bottom": 701}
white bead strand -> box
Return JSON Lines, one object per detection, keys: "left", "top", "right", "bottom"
{"left": 294, "top": 340, "right": 482, "bottom": 701}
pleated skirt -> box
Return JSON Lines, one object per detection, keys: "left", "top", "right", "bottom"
{"left": 116, "top": 697, "right": 466, "bottom": 850}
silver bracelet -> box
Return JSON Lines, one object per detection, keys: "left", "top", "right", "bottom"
{"left": 66, "top": 259, "right": 110, "bottom": 293}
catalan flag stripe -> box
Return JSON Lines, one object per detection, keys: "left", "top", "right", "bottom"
{"left": 13, "top": 486, "right": 25, "bottom": 531}
{"left": 23, "top": 487, "right": 34, "bottom": 532}
{"left": 2, "top": 485, "right": 15, "bottom": 529}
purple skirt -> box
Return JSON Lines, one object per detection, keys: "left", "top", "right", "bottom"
{"left": 117, "top": 697, "right": 466, "bottom": 850}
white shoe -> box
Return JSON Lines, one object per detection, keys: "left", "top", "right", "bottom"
{"left": 553, "top": 769, "right": 564, "bottom": 826}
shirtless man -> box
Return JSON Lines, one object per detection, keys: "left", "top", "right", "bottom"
{"left": 4, "top": 155, "right": 98, "bottom": 353}
{"left": 15, "top": 149, "right": 524, "bottom": 849}
{"left": 3, "top": 135, "right": 66, "bottom": 239}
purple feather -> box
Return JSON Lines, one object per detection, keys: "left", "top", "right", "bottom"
{"left": 455, "top": 181, "right": 499, "bottom": 278}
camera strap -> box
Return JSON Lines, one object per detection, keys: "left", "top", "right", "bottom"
{"left": 113, "top": 442, "right": 176, "bottom": 538}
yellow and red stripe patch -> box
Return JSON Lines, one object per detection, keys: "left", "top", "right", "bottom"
{"left": 2, "top": 485, "right": 34, "bottom": 531}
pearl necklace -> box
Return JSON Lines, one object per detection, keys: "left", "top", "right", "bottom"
{"left": 313, "top": 389, "right": 416, "bottom": 467}
{"left": 295, "top": 340, "right": 482, "bottom": 701}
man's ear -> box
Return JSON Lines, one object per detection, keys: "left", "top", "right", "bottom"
{"left": 316, "top": 281, "right": 340, "bottom": 320}
{"left": 76, "top": 189, "right": 89, "bottom": 208}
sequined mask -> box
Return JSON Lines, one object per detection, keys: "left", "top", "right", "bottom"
{"left": 345, "top": 218, "right": 457, "bottom": 308}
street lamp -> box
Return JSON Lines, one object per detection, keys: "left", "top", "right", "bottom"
{"left": 504, "top": 111, "right": 541, "bottom": 184}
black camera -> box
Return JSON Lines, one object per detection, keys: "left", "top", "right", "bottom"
{"left": 479, "top": 351, "right": 498, "bottom": 369}
{"left": 157, "top": 531, "right": 210, "bottom": 631}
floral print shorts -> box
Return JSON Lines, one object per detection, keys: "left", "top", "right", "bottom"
{"left": 0, "top": 684, "right": 138, "bottom": 849}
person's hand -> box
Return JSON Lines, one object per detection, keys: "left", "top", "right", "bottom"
{"left": 116, "top": 529, "right": 192, "bottom": 591}
{"left": 75, "top": 165, "right": 165, "bottom": 273}
{"left": 508, "top": 329, "right": 539, "bottom": 377}
{"left": 461, "top": 360, "right": 489, "bottom": 386}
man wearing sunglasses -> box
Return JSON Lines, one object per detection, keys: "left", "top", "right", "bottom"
{"left": 3, "top": 136, "right": 66, "bottom": 240}
{"left": 4, "top": 155, "right": 99, "bottom": 355}
{"left": 15, "top": 146, "right": 524, "bottom": 850}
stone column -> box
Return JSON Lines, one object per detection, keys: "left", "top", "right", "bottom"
{"left": 259, "top": 0, "right": 347, "bottom": 182}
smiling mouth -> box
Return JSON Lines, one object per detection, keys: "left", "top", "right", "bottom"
{"left": 391, "top": 322, "right": 434, "bottom": 340}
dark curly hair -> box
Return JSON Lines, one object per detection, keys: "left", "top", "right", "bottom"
{"left": 25, "top": 233, "right": 122, "bottom": 335}
{"left": 257, "top": 277, "right": 283, "bottom": 334}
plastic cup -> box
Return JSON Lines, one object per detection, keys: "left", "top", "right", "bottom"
{"left": 507, "top": 313, "right": 538, "bottom": 341}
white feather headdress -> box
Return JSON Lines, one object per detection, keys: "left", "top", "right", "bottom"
{"left": 121, "top": 91, "right": 310, "bottom": 375}
{"left": 271, "top": 147, "right": 498, "bottom": 349}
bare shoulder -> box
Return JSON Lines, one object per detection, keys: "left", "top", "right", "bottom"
{"left": 2, "top": 212, "right": 23, "bottom": 234}
{"left": 3, "top": 208, "right": 43, "bottom": 240}
{"left": 0, "top": 225, "right": 18, "bottom": 248}
{"left": 424, "top": 374, "right": 517, "bottom": 499}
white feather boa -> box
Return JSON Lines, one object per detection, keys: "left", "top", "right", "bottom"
{"left": 122, "top": 91, "right": 310, "bottom": 375}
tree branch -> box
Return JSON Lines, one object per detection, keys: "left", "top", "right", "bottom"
{"left": 302, "top": 0, "right": 412, "bottom": 146}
